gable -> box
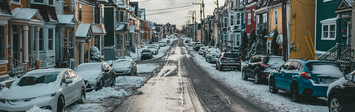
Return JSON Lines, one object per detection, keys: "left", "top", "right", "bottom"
{"left": 336, "top": 0, "right": 351, "bottom": 10}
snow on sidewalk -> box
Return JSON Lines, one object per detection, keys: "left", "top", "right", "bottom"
{"left": 190, "top": 47, "right": 328, "bottom": 112}
{"left": 137, "top": 64, "right": 159, "bottom": 73}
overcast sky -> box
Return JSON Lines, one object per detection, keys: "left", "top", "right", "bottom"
{"left": 132, "top": 0, "right": 225, "bottom": 30}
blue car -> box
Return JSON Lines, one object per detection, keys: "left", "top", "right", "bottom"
{"left": 268, "top": 59, "right": 345, "bottom": 102}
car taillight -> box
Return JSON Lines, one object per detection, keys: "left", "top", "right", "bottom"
{"left": 221, "top": 58, "right": 227, "bottom": 60}
{"left": 236, "top": 59, "right": 240, "bottom": 61}
{"left": 260, "top": 63, "right": 270, "bottom": 67}
{"left": 301, "top": 72, "right": 312, "bottom": 79}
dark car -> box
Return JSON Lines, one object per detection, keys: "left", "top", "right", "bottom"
{"left": 268, "top": 59, "right": 345, "bottom": 102}
{"left": 75, "top": 62, "right": 116, "bottom": 91}
{"left": 216, "top": 52, "right": 241, "bottom": 71}
{"left": 327, "top": 71, "right": 355, "bottom": 112}
{"left": 141, "top": 49, "right": 153, "bottom": 60}
{"left": 242, "top": 55, "right": 285, "bottom": 84}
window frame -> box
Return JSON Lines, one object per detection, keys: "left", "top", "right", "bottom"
{"left": 321, "top": 23, "right": 336, "bottom": 40}
{"left": 48, "top": 29, "right": 54, "bottom": 51}
{"left": 94, "top": 6, "right": 101, "bottom": 24}
{"left": 247, "top": 12, "right": 251, "bottom": 25}
{"left": 230, "top": 15, "right": 234, "bottom": 26}
{"left": 274, "top": 9, "right": 278, "bottom": 26}
{"left": 39, "top": 28, "right": 44, "bottom": 51}
{"left": 236, "top": 12, "right": 241, "bottom": 26}
{"left": 0, "top": 26, "right": 4, "bottom": 61}
{"left": 236, "top": 33, "right": 241, "bottom": 47}
{"left": 78, "top": 3, "right": 82, "bottom": 22}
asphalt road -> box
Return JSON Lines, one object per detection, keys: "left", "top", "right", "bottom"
{"left": 114, "top": 37, "right": 263, "bottom": 112}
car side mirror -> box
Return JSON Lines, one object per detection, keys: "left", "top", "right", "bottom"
{"left": 344, "top": 74, "right": 354, "bottom": 82}
{"left": 65, "top": 79, "right": 73, "bottom": 84}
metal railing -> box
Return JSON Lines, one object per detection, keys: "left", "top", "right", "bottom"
{"left": 7, "top": 55, "right": 27, "bottom": 77}
{"left": 318, "top": 44, "right": 351, "bottom": 72}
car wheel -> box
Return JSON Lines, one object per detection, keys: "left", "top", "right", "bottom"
{"left": 215, "top": 64, "right": 218, "bottom": 70}
{"left": 269, "top": 77, "right": 278, "bottom": 93}
{"left": 57, "top": 96, "right": 66, "bottom": 112}
{"left": 78, "top": 89, "right": 85, "bottom": 104}
{"left": 254, "top": 71, "right": 260, "bottom": 84}
{"left": 242, "top": 70, "right": 248, "bottom": 80}
{"left": 291, "top": 83, "right": 300, "bottom": 102}
{"left": 329, "top": 94, "right": 343, "bottom": 112}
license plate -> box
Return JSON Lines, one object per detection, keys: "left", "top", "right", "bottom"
{"left": 322, "top": 78, "right": 333, "bottom": 84}
{"left": 228, "top": 60, "right": 235, "bottom": 62}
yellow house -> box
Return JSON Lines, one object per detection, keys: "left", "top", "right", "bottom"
{"left": 63, "top": 0, "right": 106, "bottom": 65}
{"left": 289, "top": 0, "right": 315, "bottom": 60}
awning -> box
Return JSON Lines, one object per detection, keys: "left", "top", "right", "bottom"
{"left": 264, "top": 29, "right": 278, "bottom": 38}
{"left": 76, "top": 23, "right": 93, "bottom": 41}
{"left": 116, "top": 22, "right": 126, "bottom": 31}
{"left": 10, "top": 8, "right": 44, "bottom": 25}
{"left": 93, "top": 24, "right": 107, "bottom": 35}
{"left": 30, "top": 4, "right": 58, "bottom": 22}
{"left": 57, "top": 14, "right": 77, "bottom": 25}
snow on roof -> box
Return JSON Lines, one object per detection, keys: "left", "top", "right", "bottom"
{"left": 345, "top": 0, "right": 353, "bottom": 6}
{"left": 116, "top": 22, "right": 126, "bottom": 31}
{"left": 76, "top": 23, "right": 92, "bottom": 38}
{"left": 115, "top": 0, "right": 127, "bottom": 8}
{"left": 11, "top": 8, "right": 41, "bottom": 20}
{"left": 320, "top": 17, "right": 337, "bottom": 23}
{"left": 93, "top": 24, "right": 107, "bottom": 34}
{"left": 57, "top": 14, "right": 76, "bottom": 24}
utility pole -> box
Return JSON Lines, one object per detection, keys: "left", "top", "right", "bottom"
{"left": 282, "top": 0, "right": 288, "bottom": 60}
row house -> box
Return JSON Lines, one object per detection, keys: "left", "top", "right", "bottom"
{"left": 0, "top": 0, "right": 107, "bottom": 81}
{"left": 103, "top": 0, "right": 129, "bottom": 60}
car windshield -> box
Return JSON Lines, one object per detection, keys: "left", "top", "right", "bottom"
{"left": 114, "top": 60, "right": 131, "bottom": 66}
{"left": 223, "top": 53, "right": 238, "bottom": 58}
{"left": 306, "top": 62, "right": 343, "bottom": 77}
{"left": 17, "top": 72, "right": 59, "bottom": 86}
{"left": 76, "top": 64, "right": 101, "bottom": 72}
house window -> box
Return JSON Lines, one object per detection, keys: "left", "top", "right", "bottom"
{"left": 48, "top": 29, "right": 53, "bottom": 50}
{"left": 49, "top": 0, "right": 53, "bottom": 5}
{"left": 120, "top": 12, "right": 124, "bottom": 22}
{"left": 236, "top": 12, "right": 241, "bottom": 26}
{"left": 231, "top": 15, "right": 234, "bottom": 26}
{"left": 224, "top": 17, "right": 227, "bottom": 27}
{"left": 95, "top": 7, "right": 101, "bottom": 24}
{"left": 39, "top": 28, "right": 44, "bottom": 51}
{"left": 34, "top": 0, "right": 43, "bottom": 3}
{"left": 263, "top": 13, "right": 267, "bottom": 23}
{"left": 223, "top": 34, "right": 227, "bottom": 43}
{"left": 78, "top": 3, "right": 82, "bottom": 22}
{"left": 322, "top": 24, "right": 336, "bottom": 40}
{"left": 0, "top": 26, "right": 4, "bottom": 60}
{"left": 13, "top": 0, "right": 20, "bottom": 3}
{"left": 275, "top": 10, "right": 278, "bottom": 26}
{"left": 236, "top": 33, "right": 241, "bottom": 46}
{"left": 248, "top": 12, "right": 251, "bottom": 25}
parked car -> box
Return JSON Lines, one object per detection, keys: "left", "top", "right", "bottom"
{"left": 159, "top": 41, "right": 166, "bottom": 47}
{"left": 0, "top": 69, "right": 86, "bottom": 112}
{"left": 268, "top": 59, "right": 345, "bottom": 102}
{"left": 76, "top": 62, "right": 116, "bottom": 91}
{"left": 151, "top": 42, "right": 160, "bottom": 49}
{"left": 148, "top": 45, "right": 158, "bottom": 55}
{"left": 198, "top": 47, "right": 208, "bottom": 55}
{"left": 215, "top": 52, "right": 241, "bottom": 71}
{"left": 192, "top": 42, "right": 201, "bottom": 50}
{"left": 231, "top": 46, "right": 239, "bottom": 53}
{"left": 242, "top": 55, "right": 285, "bottom": 84}
{"left": 204, "top": 48, "right": 220, "bottom": 57}
{"left": 206, "top": 52, "right": 220, "bottom": 63}
{"left": 194, "top": 44, "right": 204, "bottom": 51}
{"left": 141, "top": 49, "right": 153, "bottom": 59}
{"left": 327, "top": 71, "right": 355, "bottom": 112}
{"left": 112, "top": 59, "right": 137, "bottom": 76}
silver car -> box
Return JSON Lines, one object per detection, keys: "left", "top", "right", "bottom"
{"left": 148, "top": 45, "right": 158, "bottom": 55}
{"left": 0, "top": 69, "right": 86, "bottom": 112}
{"left": 206, "top": 52, "right": 220, "bottom": 63}
{"left": 112, "top": 59, "right": 137, "bottom": 76}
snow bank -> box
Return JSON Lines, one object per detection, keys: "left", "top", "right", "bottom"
{"left": 86, "top": 87, "right": 130, "bottom": 101}
{"left": 66, "top": 103, "right": 106, "bottom": 112}
{"left": 115, "top": 76, "right": 146, "bottom": 88}
{"left": 26, "top": 105, "right": 51, "bottom": 112}
{"left": 137, "top": 64, "right": 159, "bottom": 73}
{"left": 190, "top": 50, "right": 328, "bottom": 112}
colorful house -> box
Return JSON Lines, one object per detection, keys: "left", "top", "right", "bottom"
{"left": 0, "top": 0, "right": 12, "bottom": 81}
{"left": 289, "top": 0, "right": 315, "bottom": 59}
{"left": 245, "top": 0, "right": 257, "bottom": 35}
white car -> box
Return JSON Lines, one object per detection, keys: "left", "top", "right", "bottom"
{"left": 0, "top": 69, "right": 86, "bottom": 112}
{"left": 148, "top": 45, "right": 158, "bottom": 55}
